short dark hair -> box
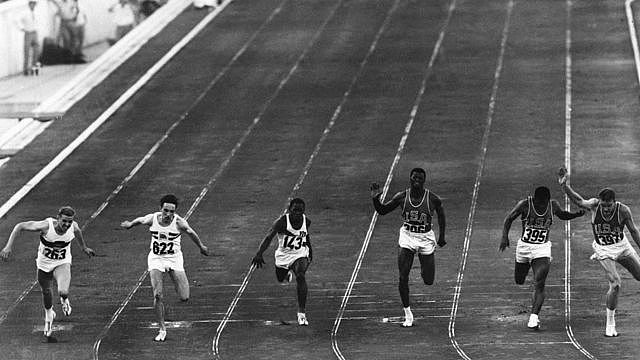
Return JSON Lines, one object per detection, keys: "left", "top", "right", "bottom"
{"left": 289, "top": 198, "right": 305, "bottom": 210}
{"left": 534, "top": 186, "right": 551, "bottom": 202}
{"left": 598, "top": 188, "right": 616, "bottom": 202}
{"left": 58, "top": 206, "right": 75, "bottom": 217}
{"left": 410, "top": 168, "right": 426, "bottom": 177}
{"left": 160, "top": 194, "right": 179, "bottom": 207}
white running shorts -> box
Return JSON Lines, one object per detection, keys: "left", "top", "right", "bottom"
{"left": 398, "top": 228, "right": 436, "bottom": 255}
{"left": 147, "top": 252, "right": 184, "bottom": 272}
{"left": 590, "top": 239, "right": 636, "bottom": 261}
{"left": 515, "top": 240, "right": 552, "bottom": 263}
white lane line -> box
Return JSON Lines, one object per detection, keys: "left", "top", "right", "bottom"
{"left": 626, "top": 0, "right": 640, "bottom": 88}
{"left": 211, "top": 0, "right": 399, "bottom": 357}
{"left": 0, "top": 1, "right": 232, "bottom": 224}
{"left": 90, "top": 1, "right": 292, "bottom": 359}
{"left": 447, "top": 0, "right": 513, "bottom": 359}
{"left": 330, "top": 0, "right": 457, "bottom": 358}
{"left": 563, "top": 1, "right": 595, "bottom": 358}
{"left": 0, "top": 2, "right": 237, "bottom": 327}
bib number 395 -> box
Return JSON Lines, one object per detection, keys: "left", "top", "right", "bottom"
{"left": 522, "top": 228, "right": 548, "bottom": 243}
{"left": 43, "top": 247, "right": 66, "bottom": 260}
{"left": 152, "top": 241, "right": 175, "bottom": 255}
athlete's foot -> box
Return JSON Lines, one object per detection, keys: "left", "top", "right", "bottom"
{"left": 43, "top": 335, "right": 58, "bottom": 343}
{"left": 61, "top": 298, "right": 72, "bottom": 316}
{"left": 401, "top": 317, "right": 414, "bottom": 327}
{"left": 154, "top": 329, "right": 167, "bottom": 342}
{"left": 527, "top": 314, "right": 540, "bottom": 330}
{"left": 44, "top": 309, "right": 56, "bottom": 337}
{"left": 402, "top": 308, "right": 414, "bottom": 327}
{"left": 605, "top": 325, "right": 619, "bottom": 337}
{"left": 297, "top": 312, "right": 308, "bottom": 326}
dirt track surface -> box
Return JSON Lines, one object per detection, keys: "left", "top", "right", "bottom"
{"left": 1, "top": 0, "right": 640, "bottom": 359}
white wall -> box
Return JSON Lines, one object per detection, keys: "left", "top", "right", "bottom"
{"left": 0, "top": 0, "right": 116, "bottom": 77}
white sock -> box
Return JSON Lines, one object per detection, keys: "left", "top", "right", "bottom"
{"left": 45, "top": 308, "right": 54, "bottom": 322}
{"left": 606, "top": 308, "right": 616, "bottom": 327}
{"left": 404, "top": 307, "right": 413, "bottom": 318}
{"left": 529, "top": 313, "right": 538, "bottom": 322}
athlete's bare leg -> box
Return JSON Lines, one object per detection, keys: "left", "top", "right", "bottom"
{"left": 291, "top": 258, "right": 310, "bottom": 313}
{"left": 168, "top": 270, "right": 190, "bottom": 301}
{"left": 53, "top": 263, "right": 72, "bottom": 315}
{"left": 617, "top": 251, "right": 640, "bottom": 281}
{"left": 37, "top": 269, "right": 56, "bottom": 340}
{"left": 530, "top": 258, "right": 550, "bottom": 315}
{"left": 398, "top": 248, "right": 415, "bottom": 327}
{"left": 398, "top": 248, "right": 415, "bottom": 308}
{"left": 417, "top": 253, "right": 435, "bottom": 285}
{"left": 599, "top": 259, "right": 621, "bottom": 310}
{"left": 514, "top": 261, "right": 530, "bottom": 285}
{"left": 37, "top": 269, "right": 54, "bottom": 310}
{"left": 150, "top": 269, "right": 167, "bottom": 340}
{"left": 599, "top": 258, "right": 621, "bottom": 336}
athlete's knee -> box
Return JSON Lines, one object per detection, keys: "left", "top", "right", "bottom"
{"left": 154, "top": 291, "right": 164, "bottom": 303}
{"left": 534, "top": 279, "right": 546, "bottom": 291}
{"left": 608, "top": 279, "right": 621, "bottom": 292}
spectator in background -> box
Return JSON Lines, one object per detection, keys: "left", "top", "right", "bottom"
{"left": 48, "top": 0, "right": 78, "bottom": 54}
{"left": 69, "top": 0, "right": 86, "bottom": 61}
{"left": 108, "top": 0, "right": 136, "bottom": 45}
{"left": 17, "top": 0, "right": 41, "bottom": 75}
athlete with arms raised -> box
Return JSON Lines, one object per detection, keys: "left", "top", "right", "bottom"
{"left": 558, "top": 167, "right": 640, "bottom": 337}
{"left": 500, "top": 186, "right": 584, "bottom": 329}
{"left": 370, "top": 167, "right": 446, "bottom": 327}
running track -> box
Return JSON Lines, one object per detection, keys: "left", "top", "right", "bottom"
{"left": 1, "top": 0, "right": 640, "bottom": 359}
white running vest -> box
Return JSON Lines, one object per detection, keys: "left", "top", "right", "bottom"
{"left": 36, "top": 217, "right": 74, "bottom": 269}
{"left": 275, "top": 214, "right": 309, "bottom": 260}
{"left": 148, "top": 212, "right": 182, "bottom": 257}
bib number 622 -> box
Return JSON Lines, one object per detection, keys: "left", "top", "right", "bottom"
{"left": 152, "top": 241, "right": 175, "bottom": 255}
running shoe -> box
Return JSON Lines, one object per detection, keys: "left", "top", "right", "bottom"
{"left": 61, "top": 298, "right": 72, "bottom": 316}
{"left": 297, "top": 312, "right": 308, "bottom": 326}
{"left": 154, "top": 329, "right": 167, "bottom": 342}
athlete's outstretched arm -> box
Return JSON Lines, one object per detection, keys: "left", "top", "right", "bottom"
{"left": 0, "top": 220, "right": 48, "bottom": 260}
{"left": 558, "top": 167, "right": 597, "bottom": 210}
{"left": 177, "top": 218, "right": 209, "bottom": 256}
{"left": 72, "top": 221, "right": 95, "bottom": 257}
{"left": 621, "top": 205, "right": 640, "bottom": 249}
{"left": 252, "top": 217, "right": 284, "bottom": 268}
{"left": 551, "top": 200, "right": 585, "bottom": 220}
{"left": 500, "top": 200, "right": 527, "bottom": 252}
{"left": 432, "top": 194, "right": 446, "bottom": 247}
{"left": 120, "top": 214, "right": 153, "bottom": 229}
{"left": 370, "top": 183, "right": 404, "bottom": 215}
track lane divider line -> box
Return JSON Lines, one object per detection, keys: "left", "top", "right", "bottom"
{"left": 212, "top": 0, "right": 402, "bottom": 358}
{"left": 90, "top": 1, "right": 295, "bottom": 358}
{"left": 446, "top": 0, "right": 513, "bottom": 358}
{"left": 0, "top": 0, "right": 236, "bottom": 327}
{"left": 563, "top": 0, "right": 595, "bottom": 357}
{"left": 0, "top": 1, "right": 232, "bottom": 225}
{"left": 330, "top": 0, "right": 458, "bottom": 358}
{"left": 210, "top": 0, "right": 408, "bottom": 356}
{"left": 626, "top": 0, "right": 640, "bottom": 88}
